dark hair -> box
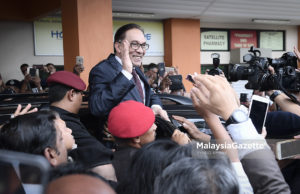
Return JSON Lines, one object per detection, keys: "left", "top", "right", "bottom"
{"left": 154, "top": 156, "right": 239, "bottom": 194}
{"left": 116, "top": 140, "right": 182, "bottom": 194}
{"left": 20, "top": 63, "right": 29, "bottom": 69}
{"left": 169, "top": 75, "right": 184, "bottom": 92}
{"left": 148, "top": 63, "right": 157, "bottom": 70}
{"left": 48, "top": 83, "right": 73, "bottom": 103}
{"left": 0, "top": 110, "right": 59, "bottom": 156}
{"left": 46, "top": 63, "right": 55, "bottom": 68}
{"left": 113, "top": 23, "right": 144, "bottom": 53}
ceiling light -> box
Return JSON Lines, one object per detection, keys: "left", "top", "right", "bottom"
{"left": 252, "top": 19, "right": 290, "bottom": 24}
{"left": 113, "top": 12, "right": 155, "bottom": 19}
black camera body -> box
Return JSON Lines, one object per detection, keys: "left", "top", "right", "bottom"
{"left": 208, "top": 53, "right": 223, "bottom": 76}
{"left": 229, "top": 47, "right": 300, "bottom": 92}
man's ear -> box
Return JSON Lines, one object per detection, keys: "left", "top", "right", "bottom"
{"left": 66, "top": 89, "right": 74, "bottom": 101}
{"left": 114, "top": 42, "right": 121, "bottom": 54}
{"left": 132, "top": 137, "right": 141, "bottom": 144}
{"left": 129, "top": 137, "right": 142, "bottom": 148}
{"left": 44, "top": 147, "right": 58, "bottom": 167}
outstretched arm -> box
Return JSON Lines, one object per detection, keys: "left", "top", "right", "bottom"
{"left": 267, "top": 90, "right": 300, "bottom": 117}
{"left": 190, "top": 86, "right": 239, "bottom": 162}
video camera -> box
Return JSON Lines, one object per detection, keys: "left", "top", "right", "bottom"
{"left": 228, "top": 46, "right": 300, "bottom": 92}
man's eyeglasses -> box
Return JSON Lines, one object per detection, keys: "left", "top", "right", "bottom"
{"left": 130, "top": 41, "right": 149, "bottom": 50}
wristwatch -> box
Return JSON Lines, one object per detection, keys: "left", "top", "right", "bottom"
{"left": 270, "top": 90, "right": 282, "bottom": 101}
{"left": 225, "top": 109, "right": 248, "bottom": 127}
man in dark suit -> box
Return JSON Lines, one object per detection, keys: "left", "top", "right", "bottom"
{"left": 89, "top": 24, "right": 169, "bottom": 125}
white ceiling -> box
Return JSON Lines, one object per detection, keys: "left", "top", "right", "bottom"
{"left": 112, "top": 0, "right": 300, "bottom": 25}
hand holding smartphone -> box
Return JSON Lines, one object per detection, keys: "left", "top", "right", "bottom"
{"left": 28, "top": 68, "right": 37, "bottom": 77}
{"left": 248, "top": 95, "right": 269, "bottom": 133}
{"left": 158, "top": 63, "right": 165, "bottom": 77}
{"left": 76, "top": 56, "right": 84, "bottom": 69}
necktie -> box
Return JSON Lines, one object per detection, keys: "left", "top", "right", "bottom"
{"left": 132, "top": 69, "right": 144, "bottom": 101}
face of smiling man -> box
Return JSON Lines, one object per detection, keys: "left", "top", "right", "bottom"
{"left": 123, "top": 28, "right": 146, "bottom": 67}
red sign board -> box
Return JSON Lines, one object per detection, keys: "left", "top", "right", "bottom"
{"left": 230, "top": 30, "right": 257, "bottom": 49}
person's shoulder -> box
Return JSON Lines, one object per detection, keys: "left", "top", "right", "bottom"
{"left": 60, "top": 113, "right": 81, "bottom": 125}
{"left": 91, "top": 54, "right": 116, "bottom": 72}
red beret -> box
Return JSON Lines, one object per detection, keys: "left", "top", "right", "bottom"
{"left": 47, "top": 71, "right": 86, "bottom": 91}
{"left": 108, "top": 100, "right": 155, "bottom": 138}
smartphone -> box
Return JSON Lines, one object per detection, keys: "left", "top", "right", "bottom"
{"left": 29, "top": 68, "right": 37, "bottom": 77}
{"left": 248, "top": 95, "right": 269, "bottom": 133}
{"left": 76, "top": 56, "right": 84, "bottom": 68}
{"left": 186, "top": 74, "right": 195, "bottom": 84}
{"left": 276, "top": 139, "right": 300, "bottom": 160}
{"left": 158, "top": 63, "right": 165, "bottom": 77}
{"left": 165, "top": 67, "right": 175, "bottom": 73}
{"left": 240, "top": 93, "right": 248, "bottom": 103}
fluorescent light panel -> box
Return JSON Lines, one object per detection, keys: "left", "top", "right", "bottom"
{"left": 113, "top": 12, "right": 155, "bottom": 19}
{"left": 252, "top": 19, "right": 290, "bottom": 24}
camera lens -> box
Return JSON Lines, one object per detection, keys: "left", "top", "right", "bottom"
{"left": 228, "top": 64, "right": 248, "bottom": 81}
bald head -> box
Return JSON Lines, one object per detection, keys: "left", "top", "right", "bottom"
{"left": 46, "top": 174, "right": 115, "bottom": 194}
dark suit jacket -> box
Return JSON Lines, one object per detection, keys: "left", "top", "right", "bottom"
{"left": 265, "top": 111, "right": 300, "bottom": 138}
{"left": 88, "top": 53, "right": 162, "bottom": 118}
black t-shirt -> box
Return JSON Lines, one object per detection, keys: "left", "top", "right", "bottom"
{"left": 50, "top": 106, "right": 113, "bottom": 168}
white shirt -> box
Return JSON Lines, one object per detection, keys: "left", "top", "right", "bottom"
{"left": 115, "top": 56, "right": 145, "bottom": 103}
{"left": 115, "top": 56, "right": 162, "bottom": 110}
{"left": 227, "top": 119, "right": 270, "bottom": 160}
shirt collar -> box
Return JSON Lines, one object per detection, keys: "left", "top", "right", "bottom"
{"left": 115, "top": 55, "right": 122, "bottom": 66}
{"left": 115, "top": 55, "right": 137, "bottom": 70}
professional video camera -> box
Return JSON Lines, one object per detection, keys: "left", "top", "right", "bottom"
{"left": 228, "top": 46, "right": 300, "bottom": 92}
{"left": 208, "top": 53, "right": 223, "bottom": 76}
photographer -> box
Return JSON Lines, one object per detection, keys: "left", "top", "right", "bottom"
{"left": 169, "top": 74, "right": 185, "bottom": 96}
{"left": 19, "top": 64, "right": 43, "bottom": 93}
{"left": 145, "top": 63, "right": 159, "bottom": 90}
{"left": 229, "top": 46, "right": 299, "bottom": 92}
{"left": 262, "top": 65, "right": 300, "bottom": 116}
{"left": 157, "top": 67, "right": 187, "bottom": 96}
{"left": 157, "top": 72, "right": 172, "bottom": 94}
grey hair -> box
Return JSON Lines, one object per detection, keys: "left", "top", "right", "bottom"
{"left": 154, "top": 155, "right": 239, "bottom": 194}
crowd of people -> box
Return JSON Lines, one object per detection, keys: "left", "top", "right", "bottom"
{"left": 0, "top": 62, "right": 84, "bottom": 95}
{"left": 0, "top": 23, "right": 299, "bottom": 194}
